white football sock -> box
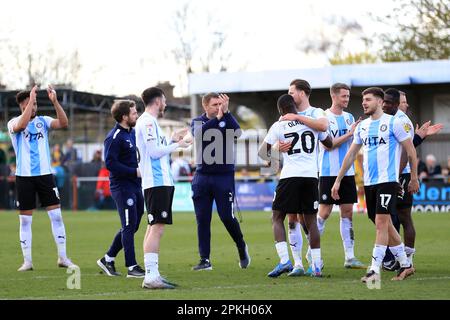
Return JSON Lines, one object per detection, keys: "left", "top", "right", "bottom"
{"left": 310, "top": 248, "right": 322, "bottom": 271}
{"left": 288, "top": 223, "right": 303, "bottom": 268}
{"left": 390, "top": 243, "right": 410, "bottom": 268}
{"left": 370, "top": 244, "right": 387, "bottom": 274}
{"left": 48, "top": 208, "right": 67, "bottom": 259}
{"left": 19, "top": 215, "right": 33, "bottom": 263}
{"left": 405, "top": 246, "right": 415, "bottom": 265}
{"left": 275, "top": 241, "right": 289, "bottom": 264}
{"left": 340, "top": 217, "right": 355, "bottom": 260}
{"left": 317, "top": 216, "right": 326, "bottom": 235}
{"left": 105, "top": 254, "right": 115, "bottom": 263}
{"left": 144, "top": 252, "right": 160, "bottom": 281}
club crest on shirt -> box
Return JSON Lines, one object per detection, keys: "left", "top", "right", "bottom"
{"left": 127, "top": 198, "right": 134, "bottom": 206}
{"left": 36, "top": 122, "right": 43, "bottom": 128}
{"left": 346, "top": 119, "right": 352, "bottom": 125}
{"left": 403, "top": 123, "right": 412, "bottom": 133}
{"left": 146, "top": 125, "right": 153, "bottom": 137}
{"left": 219, "top": 121, "right": 225, "bottom": 128}
{"left": 380, "top": 124, "right": 387, "bottom": 132}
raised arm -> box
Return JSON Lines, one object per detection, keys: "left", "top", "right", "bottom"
{"left": 258, "top": 141, "right": 272, "bottom": 162}
{"left": 329, "top": 117, "right": 362, "bottom": 150}
{"left": 144, "top": 122, "right": 190, "bottom": 160}
{"left": 281, "top": 113, "right": 328, "bottom": 132}
{"left": 11, "top": 85, "right": 37, "bottom": 133}
{"left": 48, "top": 85, "right": 69, "bottom": 129}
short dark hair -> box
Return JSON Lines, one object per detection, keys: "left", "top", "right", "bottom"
{"left": 290, "top": 79, "right": 312, "bottom": 97}
{"left": 330, "top": 83, "right": 350, "bottom": 95}
{"left": 111, "top": 99, "right": 136, "bottom": 123}
{"left": 141, "top": 87, "right": 165, "bottom": 106}
{"left": 384, "top": 88, "right": 400, "bottom": 104}
{"left": 201, "top": 92, "right": 220, "bottom": 107}
{"left": 16, "top": 91, "right": 30, "bottom": 105}
{"left": 362, "top": 87, "right": 384, "bottom": 100}
{"left": 277, "top": 94, "right": 297, "bottom": 115}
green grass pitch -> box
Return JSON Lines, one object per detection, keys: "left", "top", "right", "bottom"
{"left": 0, "top": 210, "right": 449, "bottom": 300}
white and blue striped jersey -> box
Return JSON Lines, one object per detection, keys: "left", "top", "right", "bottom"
{"left": 319, "top": 110, "right": 355, "bottom": 177}
{"left": 264, "top": 106, "right": 327, "bottom": 179}
{"left": 7, "top": 116, "right": 53, "bottom": 177}
{"left": 394, "top": 110, "right": 414, "bottom": 174}
{"left": 135, "top": 112, "right": 174, "bottom": 189}
{"left": 353, "top": 113, "right": 411, "bottom": 186}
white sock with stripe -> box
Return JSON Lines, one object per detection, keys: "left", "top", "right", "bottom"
{"left": 48, "top": 208, "right": 67, "bottom": 259}
{"left": 144, "top": 252, "right": 160, "bottom": 281}
{"left": 275, "top": 241, "right": 289, "bottom": 264}
{"left": 390, "top": 243, "right": 410, "bottom": 268}
{"left": 19, "top": 215, "right": 33, "bottom": 263}
{"left": 288, "top": 223, "right": 303, "bottom": 268}
{"left": 340, "top": 217, "right": 355, "bottom": 260}
{"left": 370, "top": 244, "right": 387, "bottom": 274}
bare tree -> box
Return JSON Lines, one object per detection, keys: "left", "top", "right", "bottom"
{"left": 0, "top": 37, "right": 81, "bottom": 89}
{"left": 297, "top": 15, "right": 375, "bottom": 65}
{"left": 170, "top": 2, "right": 235, "bottom": 95}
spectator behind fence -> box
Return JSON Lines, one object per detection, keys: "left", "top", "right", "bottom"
{"left": 7, "top": 163, "right": 16, "bottom": 209}
{"left": 62, "top": 138, "right": 80, "bottom": 167}
{"left": 0, "top": 147, "right": 6, "bottom": 165}
{"left": 91, "top": 149, "right": 103, "bottom": 163}
{"left": 94, "top": 161, "right": 114, "bottom": 210}
{"left": 51, "top": 143, "right": 64, "bottom": 167}
{"left": 424, "top": 154, "right": 442, "bottom": 179}
{"left": 7, "top": 145, "right": 16, "bottom": 165}
{"left": 418, "top": 156, "right": 428, "bottom": 180}
{"left": 441, "top": 156, "right": 450, "bottom": 182}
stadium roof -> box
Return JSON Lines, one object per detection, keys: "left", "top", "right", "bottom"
{"left": 188, "top": 59, "right": 450, "bottom": 95}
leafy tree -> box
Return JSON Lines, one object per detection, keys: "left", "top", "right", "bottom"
{"left": 377, "top": 0, "right": 450, "bottom": 61}
{"left": 329, "top": 52, "right": 378, "bottom": 65}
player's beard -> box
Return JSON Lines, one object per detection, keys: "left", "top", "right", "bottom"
{"left": 128, "top": 118, "right": 137, "bottom": 128}
{"left": 363, "top": 105, "right": 375, "bottom": 116}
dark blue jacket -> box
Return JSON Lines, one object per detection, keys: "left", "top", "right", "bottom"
{"left": 104, "top": 123, "right": 141, "bottom": 190}
{"left": 191, "top": 112, "right": 241, "bottom": 174}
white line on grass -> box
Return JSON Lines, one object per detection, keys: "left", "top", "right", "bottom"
{"left": 3, "top": 276, "right": 450, "bottom": 300}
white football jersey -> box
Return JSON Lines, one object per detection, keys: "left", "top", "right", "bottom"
{"left": 353, "top": 113, "right": 412, "bottom": 186}
{"left": 264, "top": 106, "right": 326, "bottom": 179}
{"left": 135, "top": 112, "right": 174, "bottom": 189}
{"left": 8, "top": 116, "right": 54, "bottom": 177}
{"left": 319, "top": 109, "right": 355, "bottom": 177}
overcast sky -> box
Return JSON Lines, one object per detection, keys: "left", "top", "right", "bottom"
{"left": 0, "top": 0, "right": 396, "bottom": 96}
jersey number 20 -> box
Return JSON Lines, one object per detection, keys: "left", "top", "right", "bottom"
{"left": 284, "top": 131, "right": 315, "bottom": 155}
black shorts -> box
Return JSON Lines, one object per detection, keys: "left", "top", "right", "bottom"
{"left": 15, "top": 174, "right": 60, "bottom": 211}
{"left": 319, "top": 176, "right": 357, "bottom": 205}
{"left": 397, "top": 173, "right": 413, "bottom": 209}
{"left": 364, "top": 182, "right": 398, "bottom": 223}
{"left": 272, "top": 177, "right": 319, "bottom": 214}
{"left": 144, "top": 186, "right": 174, "bottom": 225}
